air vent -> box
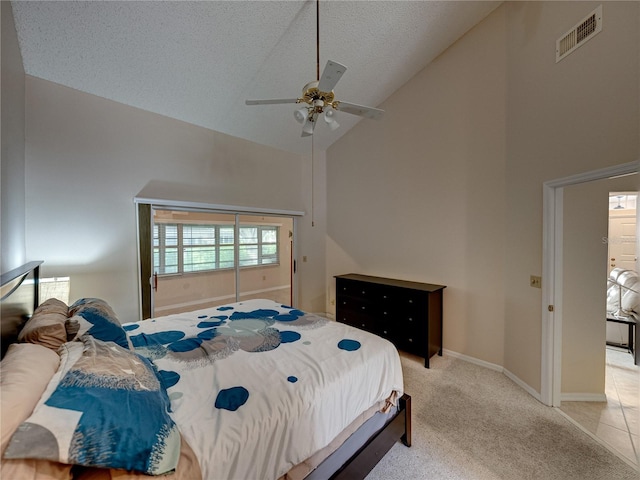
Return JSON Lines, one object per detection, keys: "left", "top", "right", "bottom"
{"left": 556, "top": 5, "right": 602, "bottom": 63}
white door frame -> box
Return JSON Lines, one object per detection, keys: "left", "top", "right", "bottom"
{"left": 541, "top": 161, "right": 638, "bottom": 406}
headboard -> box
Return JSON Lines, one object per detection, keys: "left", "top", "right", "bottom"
{"left": 1, "top": 261, "right": 43, "bottom": 358}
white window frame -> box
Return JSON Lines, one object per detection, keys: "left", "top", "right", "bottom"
{"left": 154, "top": 222, "right": 280, "bottom": 276}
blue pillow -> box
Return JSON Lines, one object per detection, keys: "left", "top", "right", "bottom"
{"left": 67, "top": 298, "right": 131, "bottom": 349}
{"left": 4, "top": 336, "right": 180, "bottom": 475}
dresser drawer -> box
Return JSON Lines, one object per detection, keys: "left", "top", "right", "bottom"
{"left": 391, "top": 287, "right": 427, "bottom": 309}
{"left": 336, "top": 303, "right": 378, "bottom": 332}
{"left": 336, "top": 295, "right": 375, "bottom": 316}
{"left": 378, "top": 312, "right": 422, "bottom": 348}
{"left": 395, "top": 334, "right": 426, "bottom": 357}
{"left": 377, "top": 323, "right": 400, "bottom": 344}
{"left": 337, "top": 279, "right": 380, "bottom": 301}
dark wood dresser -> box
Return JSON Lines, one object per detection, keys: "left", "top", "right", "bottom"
{"left": 335, "top": 274, "right": 446, "bottom": 368}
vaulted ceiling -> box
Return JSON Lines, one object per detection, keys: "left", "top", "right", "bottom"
{"left": 11, "top": 1, "right": 501, "bottom": 155}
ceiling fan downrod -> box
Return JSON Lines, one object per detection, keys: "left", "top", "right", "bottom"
{"left": 316, "top": 0, "right": 320, "bottom": 82}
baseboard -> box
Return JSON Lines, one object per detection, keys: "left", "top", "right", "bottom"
{"left": 503, "top": 368, "right": 543, "bottom": 403}
{"left": 444, "top": 351, "right": 608, "bottom": 404}
{"left": 560, "top": 393, "right": 607, "bottom": 402}
{"left": 443, "top": 349, "right": 543, "bottom": 403}
{"left": 443, "top": 349, "right": 503, "bottom": 372}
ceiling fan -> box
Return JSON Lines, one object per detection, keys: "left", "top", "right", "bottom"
{"left": 245, "top": 0, "right": 384, "bottom": 137}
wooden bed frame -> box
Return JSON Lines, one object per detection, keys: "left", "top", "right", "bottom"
{"left": 0, "top": 261, "right": 411, "bottom": 479}
{"left": 0, "top": 260, "right": 43, "bottom": 358}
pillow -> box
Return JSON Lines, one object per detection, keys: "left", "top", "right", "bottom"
{"left": 0, "top": 343, "right": 72, "bottom": 480}
{"left": 33, "top": 298, "right": 68, "bottom": 316}
{"left": 17, "top": 298, "right": 69, "bottom": 350}
{"left": 4, "top": 336, "right": 181, "bottom": 476}
{"left": 1, "top": 343, "right": 60, "bottom": 453}
{"left": 67, "top": 298, "right": 131, "bottom": 350}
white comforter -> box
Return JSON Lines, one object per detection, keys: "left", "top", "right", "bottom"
{"left": 124, "top": 299, "right": 403, "bottom": 480}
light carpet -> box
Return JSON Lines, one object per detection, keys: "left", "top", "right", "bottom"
{"left": 366, "top": 353, "right": 639, "bottom": 480}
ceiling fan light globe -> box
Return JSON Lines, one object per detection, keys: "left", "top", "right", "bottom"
{"left": 324, "top": 107, "right": 339, "bottom": 130}
{"left": 302, "top": 116, "right": 315, "bottom": 135}
{"left": 293, "top": 108, "right": 307, "bottom": 124}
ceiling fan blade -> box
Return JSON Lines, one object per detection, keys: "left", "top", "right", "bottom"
{"left": 317, "top": 60, "right": 346, "bottom": 92}
{"left": 245, "top": 99, "right": 298, "bottom": 105}
{"left": 335, "top": 101, "right": 385, "bottom": 120}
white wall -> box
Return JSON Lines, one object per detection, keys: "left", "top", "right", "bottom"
{"left": 326, "top": 1, "right": 639, "bottom": 394}
{"left": 1, "top": 2, "right": 26, "bottom": 272}
{"left": 326, "top": 5, "right": 507, "bottom": 366}
{"left": 504, "top": 1, "right": 639, "bottom": 392}
{"left": 24, "top": 77, "right": 327, "bottom": 321}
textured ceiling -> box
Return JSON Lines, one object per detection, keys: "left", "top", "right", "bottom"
{"left": 11, "top": 1, "right": 501, "bottom": 155}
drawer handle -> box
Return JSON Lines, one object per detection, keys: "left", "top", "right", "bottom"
{"left": 361, "top": 306, "right": 366, "bottom": 310}
{"left": 383, "top": 295, "right": 387, "bottom": 299}
{"left": 409, "top": 299, "right": 413, "bottom": 303}
{"left": 362, "top": 290, "right": 366, "bottom": 294}
{"left": 408, "top": 317, "right": 413, "bottom": 322}
{"left": 384, "top": 311, "right": 388, "bottom": 315}
{"left": 408, "top": 338, "right": 413, "bottom": 343}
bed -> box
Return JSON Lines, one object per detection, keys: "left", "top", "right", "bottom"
{"left": 1, "top": 262, "right": 411, "bottom": 480}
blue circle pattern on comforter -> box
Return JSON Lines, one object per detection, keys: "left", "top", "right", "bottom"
{"left": 126, "top": 306, "right": 324, "bottom": 363}
{"left": 125, "top": 304, "right": 361, "bottom": 414}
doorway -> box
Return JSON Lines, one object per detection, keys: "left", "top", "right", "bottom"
{"left": 137, "top": 204, "right": 298, "bottom": 319}
{"left": 541, "top": 161, "right": 638, "bottom": 406}
{"left": 542, "top": 162, "right": 638, "bottom": 466}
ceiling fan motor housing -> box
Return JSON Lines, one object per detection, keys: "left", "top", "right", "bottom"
{"left": 300, "top": 81, "right": 335, "bottom": 110}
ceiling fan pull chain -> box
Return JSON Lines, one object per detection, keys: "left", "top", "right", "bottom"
{"left": 311, "top": 133, "right": 315, "bottom": 227}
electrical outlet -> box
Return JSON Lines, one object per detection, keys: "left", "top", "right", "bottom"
{"left": 530, "top": 275, "right": 542, "bottom": 289}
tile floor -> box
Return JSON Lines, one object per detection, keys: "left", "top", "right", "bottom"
{"left": 560, "top": 347, "right": 639, "bottom": 469}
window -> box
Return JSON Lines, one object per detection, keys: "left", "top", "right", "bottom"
{"left": 153, "top": 224, "right": 179, "bottom": 274}
{"left": 154, "top": 223, "right": 279, "bottom": 275}
{"left": 183, "top": 225, "right": 216, "bottom": 273}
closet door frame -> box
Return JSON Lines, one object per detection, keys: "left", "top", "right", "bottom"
{"left": 135, "top": 199, "right": 303, "bottom": 320}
